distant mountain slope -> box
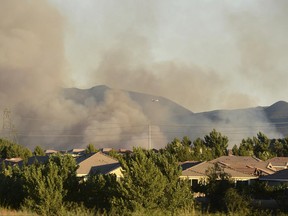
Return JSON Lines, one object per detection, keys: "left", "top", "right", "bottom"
{"left": 62, "top": 85, "right": 194, "bottom": 125}
{"left": 62, "top": 85, "right": 288, "bottom": 148}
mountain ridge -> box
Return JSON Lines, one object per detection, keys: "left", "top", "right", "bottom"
{"left": 62, "top": 85, "right": 288, "bottom": 148}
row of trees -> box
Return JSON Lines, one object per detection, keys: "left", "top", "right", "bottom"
{"left": 1, "top": 148, "right": 287, "bottom": 215}
{"left": 0, "top": 148, "right": 194, "bottom": 215}
{"left": 1, "top": 130, "right": 288, "bottom": 215}
{"left": 232, "top": 132, "right": 288, "bottom": 160}
{"left": 164, "top": 130, "right": 288, "bottom": 162}
{"left": 2, "top": 129, "right": 288, "bottom": 163}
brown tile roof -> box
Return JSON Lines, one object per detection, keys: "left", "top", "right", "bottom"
{"left": 68, "top": 148, "right": 86, "bottom": 153}
{"left": 45, "top": 149, "right": 58, "bottom": 154}
{"left": 181, "top": 161, "right": 256, "bottom": 180}
{"left": 209, "top": 156, "right": 274, "bottom": 175}
{"left": 76, "top": 152, "right": 121, "bottom": 176}
{"left": 266, "top": 157, "right": 288, "bottom": 169}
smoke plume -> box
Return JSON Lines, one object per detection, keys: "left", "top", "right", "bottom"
{"left": 1, "top": 0, "right": 286, "bottom": 150}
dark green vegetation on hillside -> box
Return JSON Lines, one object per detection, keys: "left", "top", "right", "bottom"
{"left": 1, "top": 130, "right": 288, "bottom": 215}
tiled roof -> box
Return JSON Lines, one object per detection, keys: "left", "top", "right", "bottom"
{"left": 209, "top": 155, "right": 274, "bottom": 175}
{"left": 18, "top": 156, "right": 49, "bottom": 167}
{"left": 45, "top": 149, "right": 58, "bottom": 154}
{"left": 181, "top": 161, "right": 256, "bottom": 180}
{"left": 0, "top": 158, "right": 23, "bottom": 168}
{"left": 266, "top": 157, "right": 288, "bottom": 168}
{"left": 76, "top": 152, "right": 121, "bottom": 176}
{"left": 68, "top": 148, "right": 85, "bottom": 153}
{"left": 259, "top": 169, "right": 288, "bottom": 182}
{"left": 180, "top": 161, "right": 202, "bottom": 171}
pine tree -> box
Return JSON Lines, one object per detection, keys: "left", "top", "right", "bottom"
{"left": 22, "top": 161, "right": 64, "bottom": 215}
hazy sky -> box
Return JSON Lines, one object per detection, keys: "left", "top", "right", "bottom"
{"left": 1, "top": 0, "right": 287, "bottom": 149}
{"left": 46, "top": 1, "right": 288, "bottom": 111}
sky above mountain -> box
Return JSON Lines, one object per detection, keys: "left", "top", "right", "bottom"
{"left": 0, "top": 0, "right": 287, "bottom": 149}
{"left": 47, "top": 0, "right": 288, "bottom": 112}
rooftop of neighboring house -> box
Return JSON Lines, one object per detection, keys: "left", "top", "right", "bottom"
{"left": 181, "top": 161, "right": 257, "bottom": 180}
{"left": 0, "top": 157, "right": 23, "bottom": 168}
{"left": 210, "top": 155, "right": 275, "bottom": 175}
{"left": 44, "top": 149, "right": 58, "bottom": 155}
{"left": 259, "top": 169, "right": 288, "bottom": 182}
{"left": 18, "top": 155, "right": 49, "bottom": 167}
{"left": 68, "top": 148, "right": 85, "bottom": 153}
{"left": 180, "top": 161, "right": 202, "bottom": 171}
{"left": 76, "top": 151, "right": 121, "bottom": 177}
{"left": 265, "top": 157, "right": 288, "bottom": 170}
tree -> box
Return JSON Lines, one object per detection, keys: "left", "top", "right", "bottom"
{"left": 151, "top": 151, "right": 193, "bottom": 212}
{"left": 48, "top": 154, "right": 79, "bottom": 202}
{"left": 22, "top": 161, "right": 65, "bottom": 215}
{"left": 204, "top": 129, "right": 229, "bottom": 158}
{"left": 85, "top": 143, "right": 98, "bottom": 154}
{"left": 203, "top": 163, "right": 232, "bottom": 212}
{"left": 253, "top": 132, "right": 272, "bottom": 160}
{"left": 0, "top": 165, "right": 25, "bottom": 209}
{"left": 21, "top": 154, "right": 78, "bottom": 215}
{"left": 115, "top": 148, "right": 166, "bottom": 212}
{"left": 164, "top": 137, "right": 194, "bottom": 162}
{"left": 224, "top": 188, "right": 250, "bottom": 214}
{"left": 80, "top": 173, "right": 120, "bottom": 212}
{"left": 232, "top": 144, "right": 239, "bottom": 156}
{"left": 270, "top": 139, "right": 284, "bottom": 157}
{"left": 114, "top": 148, "right": 193, "bottom": 214}
{"left": 191, "top": 138, "right": 213, "bottom": 161}
{"left": 0, "top": 138, "right": 32, "bottom": 159}
{"left": 237, "top": 138, "right": 254, "bottom": 156}
{"left": 33, "top": 146, "right": 45, "bottom": 156}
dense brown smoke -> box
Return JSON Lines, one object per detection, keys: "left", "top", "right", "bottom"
{"left": 0, "top": 1, "right": 285, "bottom": 150}
{"left": 0, "top": 0, "right": 168, "bottom": 150}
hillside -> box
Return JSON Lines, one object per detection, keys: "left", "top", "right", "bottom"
{"left": 61, "top": 85, "right": 288, "bottom": 148}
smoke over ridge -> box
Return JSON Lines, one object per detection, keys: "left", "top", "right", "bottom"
{"left": 0, "top": 0, "right": 286, "bottom": 150}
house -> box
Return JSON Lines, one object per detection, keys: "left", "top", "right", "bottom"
{"left": 265, "top": 157, "right": 288, "bottom": 171}
{"left": 180, "top": 161, "right": 258, "bottom": 187}
{"left": 100, "top": 148, "right": 113, "bottom": 154}
{"left": 259, "top": 169, "right": 288, "bottom": 185}
{"left": 0, "top": 157, "right": 22, "bottom": 169}
{"left": 18, "top": 156, "right": 49, "bottom": 167}
{"left": 67, "top": 148, "right": 86, "bottom": 157}
{"left": 76, "top": 152, "right": 122, "bottom": 179}
{"left": 180, "top": 161, "right": 202, "bottom": 171}
{"left": 209, "top": 155, "right": 275, "bottom": 176}
{"left": 179, "top": 155, "right": 277, "bottom": 187}
{"left": 45, "top": 149, "right": 58, "bottom": 155}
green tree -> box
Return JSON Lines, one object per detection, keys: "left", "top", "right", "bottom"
{"left": 232, "top": 144, "right": 239, "bottom": 156}
{"left": 192, "top": 138, "right": 213, "bottom": 161}
{"left": 33, "top": 145, "right": 45, "bottom": 156}
{"left": 48, "top": 154, "right": 79, "bottom": 202}
{"left": 204, "top": 129, "right": 229, "bottom": 158}
{"left": 224, "top": 188, "right": 250, "bottom": 214}
{"left": 0, "top": 138, "right": 32, "bottom": 160}
{"left": 164, "top": 137, "right": 194, "bottom": 162}
{"left": 80, "top": 173, "right": 120, "bottom": 212}
{"left": 204, "top": 163, "right": 232, "bottom": 212}
{"left": 253, "top": 132, "right": 272, "bottom": 160}
{"left": 85, "top": 143, "right": 98, "bottom": 154}
{"left": 22, "top": 161, "right": 64, "bottom": 215}
{"left": 270, "top": 139, "right": 284, "bottom": 157}
{"left": 115, "top": 148, "right": 166, "bottom": 212}
{"left": 113, "top": 148, "right": 193, "bottom": 214}
{"left": 0, "top": 165, "right": 25, "bottom": 209}
{"left": 237, "top": 138, "right": 254, "bottom": 156}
